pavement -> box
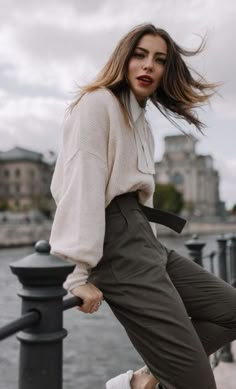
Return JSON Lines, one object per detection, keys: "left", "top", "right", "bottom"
{"left": 214, "top": 341, "right": 236, "bottom": 389}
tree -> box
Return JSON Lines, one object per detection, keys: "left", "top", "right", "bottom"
{"left": 153, "top": 183, "right": 184, "bottom": 214}
{"left": 0, "top": 199, "right": 9, "bottom": 211}
{"left": 232, "top": 204, "right": 236, "bottom": 215}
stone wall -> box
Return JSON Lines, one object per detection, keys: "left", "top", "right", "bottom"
{"left": 0, "top": 221, "right": 52, "bottom": 247}
{"left": 0, "top": 219, "right": 236, "bottom": 247}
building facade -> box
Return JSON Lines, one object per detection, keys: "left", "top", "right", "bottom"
{"left": 155, "top": 135, "right": 221, "bottom": 217}
{"left": 0, "top": 147, "right": 55, "bottom": 213}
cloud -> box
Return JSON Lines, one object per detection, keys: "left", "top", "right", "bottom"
{"left": 0, "top": 94, "right": 65, "bottom": 152}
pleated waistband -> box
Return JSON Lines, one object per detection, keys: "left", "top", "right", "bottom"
{"left": 106, "top": 192, "right": 139, "bottom": 215}
{"left": 106, "top": 192, "right": 186, "bottom": 234}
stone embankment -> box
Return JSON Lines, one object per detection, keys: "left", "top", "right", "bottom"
{"left": 0, "top": 218, "right": 236, "bottom": 247}
{"left": 0, "top": 221, "right": 52, "bottom": 247}
{"left": 156, "top": 219, "right": 236, "bottom": 236}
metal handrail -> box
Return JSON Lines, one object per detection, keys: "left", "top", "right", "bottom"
{"left": 0, "top": 310, "right": 41, "bottom": 341}
{"left": 201, "top": 250, "right": 216, "bottom": 260}
{"left": 0, "top": 296, "right": 83, "bottom": 341}
{"left": 63, "top": 296, "right": 82, "bottom": 311}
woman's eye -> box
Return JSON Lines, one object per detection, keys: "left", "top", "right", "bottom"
{"left": 156, "top": 58, "right": 166, "bottom": 64}
{"left": 133, "top": 52, "right": 145, "bottom": 59}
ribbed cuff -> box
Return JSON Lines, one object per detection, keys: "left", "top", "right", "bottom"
{"left": 63, "top": 262, "right": 90, "bottom": 292}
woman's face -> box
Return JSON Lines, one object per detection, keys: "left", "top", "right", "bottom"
{"left": 127, "top": 34, "right": 167, "bottom": 105}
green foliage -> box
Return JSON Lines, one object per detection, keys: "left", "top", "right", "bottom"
{"left": 153, "top": 183, "right": 184, "bottom": 214}
{"left": 232, "top": 204, "right": 236, "bottom": 215}
{"left": 0, "top": 199, "right": 9, "bottom": 211}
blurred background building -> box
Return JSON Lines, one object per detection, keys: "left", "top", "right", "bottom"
{"left": 0, "top": 147, "right": 55, "bottom": 216}
{"left": 155, "top": 135, "right": 225, "bottom": 217}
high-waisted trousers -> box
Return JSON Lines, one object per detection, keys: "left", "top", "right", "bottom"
{"left": 89, "top": 192, "right": 236, "bottom": 389}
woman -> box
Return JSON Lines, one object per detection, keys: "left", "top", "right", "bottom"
{"left": 49, "top": 24, "right": 236, "bottom": 389}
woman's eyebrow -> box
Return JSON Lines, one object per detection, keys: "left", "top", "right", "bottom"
{"left": 136, "top": 46, "right": 167, "bottom": 56}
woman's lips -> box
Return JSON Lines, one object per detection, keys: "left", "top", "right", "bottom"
{"left": 137, "top": 78, "right": 153, "bottom": 86}
{"left": 136, "top": 76, "right": 154, "bottom": 86}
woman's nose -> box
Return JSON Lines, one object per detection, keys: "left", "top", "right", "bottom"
{"left": 143, "top": 57, "right": 153, "bottom": 70}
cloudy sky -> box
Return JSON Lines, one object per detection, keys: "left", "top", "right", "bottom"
{"left": 0, "top": 0, "right": 235, "bottom": 208}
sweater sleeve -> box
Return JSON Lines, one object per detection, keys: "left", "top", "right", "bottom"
{"left": 49, "top": 90, "right": 109, "bottom": 290}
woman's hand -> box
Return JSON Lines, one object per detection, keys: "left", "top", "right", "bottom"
{"left": 71, "top": 282, "right": 103, "bottom": 314}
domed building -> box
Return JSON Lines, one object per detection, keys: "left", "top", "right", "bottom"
{"left": 155, "top": 135, "right": 223, "bottom": 217}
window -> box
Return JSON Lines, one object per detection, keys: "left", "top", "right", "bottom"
{"left": 4, "top": 169, "right": 9, "bottom": 178}
{"left": 167, "top": 143, "right": 184, "bottom": 152}
{"left": 171, "top": 172, "right": 184, "bottom": 185}
{"left": 15, "top": 169, "right": 21, "bottom": 177}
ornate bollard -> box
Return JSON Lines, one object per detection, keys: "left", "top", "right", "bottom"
{"left": 217, "top": 235, "right": 233, "bottom": 363}
{"left": 185, "top": 234, "right": 205, "bottom": 266}
{"left": 10, "top": 240, "right": 74, "bottom": 389}
{"left": 229, "top": 234, "right": 236, "bottom": 288}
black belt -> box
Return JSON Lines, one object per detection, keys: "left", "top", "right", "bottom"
{"left": 140, "top": 204, "right": 186, "bottom": 234}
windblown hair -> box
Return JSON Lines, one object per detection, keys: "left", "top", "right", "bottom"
{"left": 71, "top": 23, "right": 218, "bottom": 131}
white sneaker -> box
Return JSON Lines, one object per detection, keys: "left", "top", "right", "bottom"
{"left": 106, "top": 370, "right": 133, "bottom": 389}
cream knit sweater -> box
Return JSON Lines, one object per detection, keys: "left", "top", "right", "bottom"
{"left": 49, "top": 88, "right": 156, "bottom": 291}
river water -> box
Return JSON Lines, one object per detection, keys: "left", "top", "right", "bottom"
{"left": 0, "top": 234, "right": 227, "bottom": 388}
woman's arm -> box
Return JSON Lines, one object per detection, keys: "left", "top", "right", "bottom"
{"left": 49, "top": 90, "right": 110, "bottom": 291}
{"left": 50, "top": 149, "right": 108, "bottom": 283}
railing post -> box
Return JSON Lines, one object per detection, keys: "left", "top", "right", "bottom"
{"left": 10, "top": 240, "right": 74, "bottom": 389}
{"left": 217, "top": 235, "right": 234, "bottom": 363}
{"left": 217, "top": 235, "right": 229, "bottom": 282}
{"left": 209, "top": 251, "right": 216, "bottom": 274}
{"left": 229, "top": 234, "right": 236, "bottom": 288}
{"left": 185, "top": 234, "right": 205, "bottom": 266}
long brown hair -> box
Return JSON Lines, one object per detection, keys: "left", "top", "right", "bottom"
{"left": 71, "top": 23, "right": 218, "bottom": 131}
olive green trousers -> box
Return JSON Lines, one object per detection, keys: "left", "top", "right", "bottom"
{"left": 89, "top": 193, "right": 236, "bottom": 389}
